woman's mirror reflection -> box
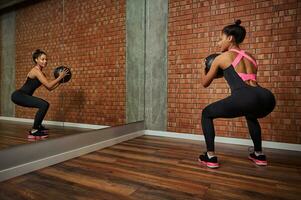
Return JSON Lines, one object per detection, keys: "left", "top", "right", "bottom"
{"left": 0, "top": 0, "right": 143, "bottom": 150}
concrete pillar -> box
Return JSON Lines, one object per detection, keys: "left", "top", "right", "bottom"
{"left": 1, "top": 11, "right": 16, "bottom": 117}
{"left": 126, "top": 0, "right": 145, "bottom": 123}
{"left": 144, "top": 0, "right": 168, "bottom": 130}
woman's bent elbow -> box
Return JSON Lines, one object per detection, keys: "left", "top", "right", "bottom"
{"left": 201, "top": 81, "right": 209, "bottom": 88}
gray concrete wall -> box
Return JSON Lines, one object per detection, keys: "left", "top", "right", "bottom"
{"left": 144, "top": 0, "right": 168, "bottom": 130}
{"left": 1, "top": 11, "right": 15, "bottom": 117}
{"left": 126, "top": 0, "right": 145, "bottom": 123}
{"left": 126, "top": 0, "right": 168, "bottom": 130}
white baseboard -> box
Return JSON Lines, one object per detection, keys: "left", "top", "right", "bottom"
{"left": 144, "top": 130, "right": 301, "bottom": 152}
{"left": 0, "top": 116, "right": 109, "bottom": 129}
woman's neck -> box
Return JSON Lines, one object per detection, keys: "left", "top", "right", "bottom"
{"left": 35, "top": 65, "right": 42, "bottom": 70}
{"left": 228, "top": 44, "right": 240, "bottom": 50}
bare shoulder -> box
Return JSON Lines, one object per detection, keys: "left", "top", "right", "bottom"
{"left": 215, "top": 52, "right": 232, "bottom": 69}
{"left": 28, "top": 67, "right": 42, "bottom": 78}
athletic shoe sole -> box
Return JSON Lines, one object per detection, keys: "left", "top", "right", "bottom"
{"left": 27, "top": 135, "right": 48, "bottom": 140}
{"left": 198, "top": 158, "right": 219, "bottom": 168}
{"left": 248, "top": 156, "right": 267, "bottom": 166}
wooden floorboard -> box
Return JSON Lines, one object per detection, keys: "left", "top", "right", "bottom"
{"left": 0, "top": 135, "right": 300, "bottom": 200}
{"left": 0, "top": 120, "right": 92, "bottom": 150}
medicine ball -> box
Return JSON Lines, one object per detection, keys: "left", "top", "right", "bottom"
{"left": 53, "top": 66, "right": 72, "bottom": 83}
{"left": 205, "top": 53, "right": 223, "bottom": 78}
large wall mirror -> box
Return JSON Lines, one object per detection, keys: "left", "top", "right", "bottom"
{"left": 0, "top": 0, "right": 145, "bottom": 150}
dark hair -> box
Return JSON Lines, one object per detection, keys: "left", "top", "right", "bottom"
{"left": 222, "top": 19, "right": 246, "bottom": 44}
{"left": 32, "top": 49, "right": 46, "bottom": 63}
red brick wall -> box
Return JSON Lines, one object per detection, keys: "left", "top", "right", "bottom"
{"left": 168, "top": 0, "right": 301, "bottom": 143}
{"left": 14, "top": 0, "right": 126, "bottom": 126}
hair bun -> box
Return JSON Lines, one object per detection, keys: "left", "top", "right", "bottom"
{"left": 235, "top": 19, "right": 241, "bottom": 26}
{"left": 33, "top": 49, "right": 42, "bottom": 55}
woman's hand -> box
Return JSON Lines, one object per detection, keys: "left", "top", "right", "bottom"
{"left": 58, "top": 68, "right": 70, "bottom": 78}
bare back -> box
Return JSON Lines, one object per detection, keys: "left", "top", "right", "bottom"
{"left": 218, "top": 50, "right": 258, "bottom": 86}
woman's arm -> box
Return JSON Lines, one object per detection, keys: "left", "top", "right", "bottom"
{"left": 50, "top": 82, "right": 61, "bottom": 90}
{"left": 33, "top": 68, "right": 68, "bottom": 91}
{"left": 201, "top": 56, "right": 222, "bottom": 88}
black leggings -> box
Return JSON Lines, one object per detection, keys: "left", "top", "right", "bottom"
{"left": 202, "top": 86, "right": 275, "bottom": 152}
{"left": 11, "top": 90, "right": 49, "bottom": 129}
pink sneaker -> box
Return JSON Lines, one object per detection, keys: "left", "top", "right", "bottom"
{"left": 27, "top": 130, "right": 48, "bottom": 140}
{"left": 198, "top": 153, "right": 219, "bottom": 168}
{"left": 248, "top": 153, "right": 267, "bottom": 166}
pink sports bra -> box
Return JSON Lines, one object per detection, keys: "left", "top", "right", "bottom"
{"left": 229, "top": 49, "right": 257, "bottom": 81}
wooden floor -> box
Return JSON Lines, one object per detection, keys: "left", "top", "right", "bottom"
{"left": 0, "top": 120, "right": 92, "bottom": 150}
{"left": 0, "top": 135, "right": 300, "bottom": 200}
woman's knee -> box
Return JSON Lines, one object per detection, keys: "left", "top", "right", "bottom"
{"left": 44, "top": 101, "right": 50, "bottom": 110}
{"left": 40, "top": 100, "right": 50, "bottom": 111}
{"left": 202, "top": 106, "right": 212, "bottom": 119}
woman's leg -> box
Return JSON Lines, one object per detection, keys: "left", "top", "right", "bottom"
{"left": 246, "top": 116, "right": 268, "bottom": 165}
{"left": 245, "top": 116, "right": 262, "bottom": 152}
{"left": 202, "top": 95, "right": 245, "bottom": 152}
{"left": 11, "top": 91, "right": 49, "bottom": 129}
{"left": 32, "top": 98, "right": 49, "bottom": 129}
